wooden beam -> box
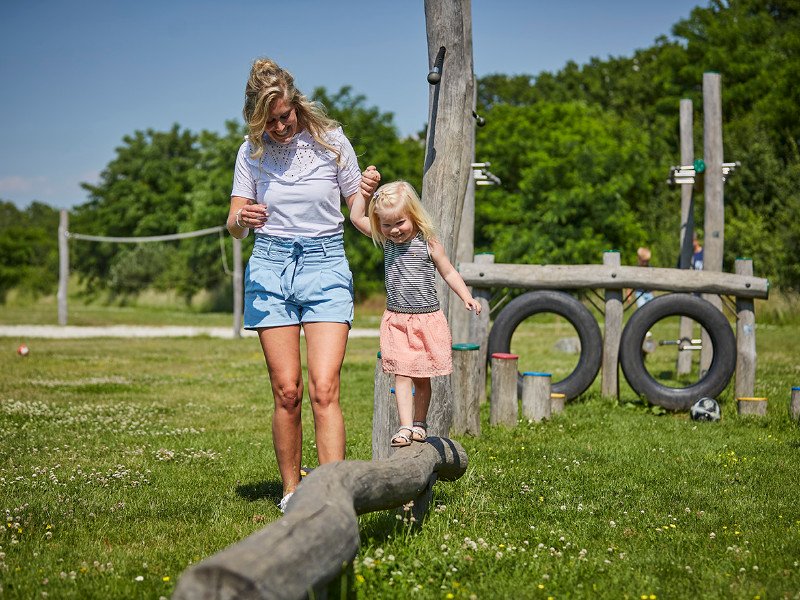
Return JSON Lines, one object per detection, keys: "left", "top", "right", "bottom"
{"left": 458, "top": 263, "right": 769, "bottom": 299}
{"left": 174, "top": 439, "right": 468, "bottom": 600}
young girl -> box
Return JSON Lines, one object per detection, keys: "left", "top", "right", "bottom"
{"left": 350, "top": 180, "right": 481, "bottom": 447}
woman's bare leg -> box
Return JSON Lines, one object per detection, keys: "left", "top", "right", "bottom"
{"left": 303, "top": 322, "right": 349, "bottom": 464}
{"left": 258, "top": 325, "right": 303, "bottom": 498}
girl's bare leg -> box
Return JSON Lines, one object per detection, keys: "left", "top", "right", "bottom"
{"left": 394, "top": 375, "right": 415, "bottom": 427}
{"left": 258, "top": 325, "right": 303, "bottom": 498}
{"left": 303, "top": 322, "right": 349, "bottom": 464}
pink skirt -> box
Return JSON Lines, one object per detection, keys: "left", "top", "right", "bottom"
{"left": 380, "top": 310, "right": 452, "bottom": 377}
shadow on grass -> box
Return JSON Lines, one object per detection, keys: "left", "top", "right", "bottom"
{"left": 236, "top": 480, "right": 283, "bottom": 503}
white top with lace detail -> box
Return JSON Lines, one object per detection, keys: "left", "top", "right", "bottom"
{"left": 231, "top": 127, "right": 361, "bottom": 238}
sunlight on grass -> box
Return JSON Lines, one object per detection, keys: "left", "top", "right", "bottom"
{"left": 0, "top": 314, "right": 798, "bottom": 598}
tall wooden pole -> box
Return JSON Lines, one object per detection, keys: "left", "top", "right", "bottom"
{"left": 677, "top": 99, "right": 695, "bottom": 375}
{"left": 58, "top": 210, "right": 69, "bottom": 326}
{"left": 449, "top": 76, "right": 477, "bottom": 344}
{"left": 423, "top": 0, "right": 475, "bottom": 437}
{"left": 701, "top": 73, "right": 724, "bottom": 374}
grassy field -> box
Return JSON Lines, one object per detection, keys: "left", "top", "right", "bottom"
{"left": 1, "top": 299, "right": 799, "bottom": 599}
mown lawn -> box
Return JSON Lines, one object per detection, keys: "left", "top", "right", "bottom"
{"left": 1, "top": 310, "right": 799, "bottom": 599}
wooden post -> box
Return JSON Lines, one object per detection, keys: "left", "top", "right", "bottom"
{"left": 601, "top": 250, "right": 622, "bottom": 398}
{"left": 57, "top": 210, "right": 69, "bottom": 326}
{"left": 791, "top": 387, "right": 800, "bottom": 422}
{"left": 490, "top": 353, "right": 518, "bottom": 426}
{"left": 449, "top": 76, "right": 477, "bottom": 345}
{"left": 702, "top": 72, "right": 725, "bottom": 374}
{"left": 522, "top": 372, "right": 551, "bottom": 423}
{"left": 677, "top": 99, "right": 695, "bottom": 375}
{"left": 232, "top": 236, "right": 243, "bottom": 339}
{"left": 173, "top": 440, "right": 468, "bottom": 600}
{"left": 423, "top": 0, "right": 475, "bottom": 438}
{"left": 737, "top": 397, "right": 767, "bottom": 417}
{"left": 451, "top": 343, "right": 481, "bottom": 436}
{"left": 551, "top": 393, "right": 566, "bottom": 414}
{"left": 372, "top": 352, "right": 397, "bottom": 460}
{"left": 468, "top": 253, "right": 493, "bottom": 404}
{"left": 734, "top": 258, "right": 756, "bottom": 399}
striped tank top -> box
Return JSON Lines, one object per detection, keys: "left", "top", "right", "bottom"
{"left": 384, "top": 233, "right": 440, "bottom": 314}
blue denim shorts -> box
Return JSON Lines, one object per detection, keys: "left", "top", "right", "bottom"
{"left": 244, "top": 233, "right": 354, "bottom": 329}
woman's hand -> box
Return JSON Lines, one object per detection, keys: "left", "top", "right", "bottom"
{"left": 360, "top": 165, "right": 381, "bottom": 198}
{"left": 237, "top": 201, "right": 269, "bottom": 229}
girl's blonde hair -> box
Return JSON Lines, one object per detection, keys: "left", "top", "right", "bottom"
{"left": 367, "top": 181, "right": 437, "bottom": 246}
{"left": 243, "top": 58, "right": 341, "bottom": 162}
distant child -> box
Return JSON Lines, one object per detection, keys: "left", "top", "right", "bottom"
{"left": 350, "top": 180, "right": 481, "bottom": 447}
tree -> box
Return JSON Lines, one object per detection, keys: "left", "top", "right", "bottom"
{"left": 0, "top": 201, "right": 59, "bottom": 302}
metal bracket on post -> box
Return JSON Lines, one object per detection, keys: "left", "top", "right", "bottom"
{"left": 472, "top": 162, "right": 501, "bottom": 186}
{"left": 668, "top": 160, "right": 739, "bottom": 186}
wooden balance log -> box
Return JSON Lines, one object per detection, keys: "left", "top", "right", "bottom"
{"left": 173, "top": 438, "right": 468, "bottom": 600}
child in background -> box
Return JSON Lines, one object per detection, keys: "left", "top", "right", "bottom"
{"left": 350, "top": 180, "right": 481, "bottom": 447}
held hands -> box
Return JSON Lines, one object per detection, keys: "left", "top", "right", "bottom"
{"left": 360, "top": 165, "right": 381, "bottom": 198}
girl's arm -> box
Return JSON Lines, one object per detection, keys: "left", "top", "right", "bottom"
{"left": 346, "top": 190, "right": 372, "bottom": 236}
{"left": 429, "top": 239, "right": 482, "bottom": 313}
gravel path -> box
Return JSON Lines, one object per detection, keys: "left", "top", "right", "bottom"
{"left": 0, "top": 325, "right": 379, "bottom": 339}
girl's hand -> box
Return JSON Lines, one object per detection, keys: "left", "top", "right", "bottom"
{"left": 464, "top": 297, "right": 482, "bottom": 314}
{"left": 360, "top": 165, "right": 381, "bottom": 197}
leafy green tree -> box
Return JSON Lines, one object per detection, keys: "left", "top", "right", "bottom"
{"left": 475, "top": 101, "right": 651, "bottom": 266}
{"left": 0, "top": 201, "right": 59, "bottom": 302}
{"left": 72, "top": 125, "right": 201, "bottom": 294}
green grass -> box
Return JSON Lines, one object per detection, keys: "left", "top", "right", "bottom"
{"left": 1, "top": 309, "right": 799, "bottom": 598}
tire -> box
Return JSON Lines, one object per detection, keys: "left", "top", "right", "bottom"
{"left": 619, "top": 294, "right": 736, "bottom": 410}
{"left": 487, "top": 290, "right": 603, "bottom": 401}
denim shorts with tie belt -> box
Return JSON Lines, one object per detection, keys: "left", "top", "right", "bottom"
{"left": 244, "top": 233, "right": 354, "bottom": 329}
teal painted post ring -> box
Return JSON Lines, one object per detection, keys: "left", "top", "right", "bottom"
{"left": 453, "top": 343, "right": 480, "bottom": 351}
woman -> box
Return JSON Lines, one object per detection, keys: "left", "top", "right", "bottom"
{"left": 227, "top": 58, "right": 380, "bottom": 512}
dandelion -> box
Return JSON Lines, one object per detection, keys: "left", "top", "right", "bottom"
{"left": 162, "top": 576, "right": 170, "bottom": 582}
{"left": 135, "top": 575, "right": 144, "bottom": 582}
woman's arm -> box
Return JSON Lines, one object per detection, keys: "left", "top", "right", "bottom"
{"left": 429, "top": 239, "right": 482, "bottom": 313}
{"left": 346, "top": 165, "right": 380, "bottom": 237}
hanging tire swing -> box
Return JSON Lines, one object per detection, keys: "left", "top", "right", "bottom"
{"left": 487, "top": 290, "right": 603, "bottom": 401}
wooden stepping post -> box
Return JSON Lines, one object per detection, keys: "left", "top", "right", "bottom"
{"left": 551, "top": 392, "right": 566, "bottom": 415}
{"left": 451, "top": 343, "right": 482, "bottom": 436}
{"left": 737, "top": 397, "right": 767, "bottom": 417}
{"left": 490, "top": 352, "right": 518, "bottom": 426}
{"left": 372, "top": 351, "right": 398, "bottom": 460}
{"left": 522, "top": 371, "right": 551, "bottom": 422}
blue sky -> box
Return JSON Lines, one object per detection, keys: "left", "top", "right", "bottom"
{"left": 0, "top": 0, "right": 703, "bottom": 209}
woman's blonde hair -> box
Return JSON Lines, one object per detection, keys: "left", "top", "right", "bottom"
{"left": 243, "top": 58, "right": 341, "bottom": 161}
{"left": 367, "top": 181, "right": 437, "bottom": 246}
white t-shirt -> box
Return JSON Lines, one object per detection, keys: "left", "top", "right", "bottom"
{"left": 231, "top": 127, "right": 361, "bottom": 237}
